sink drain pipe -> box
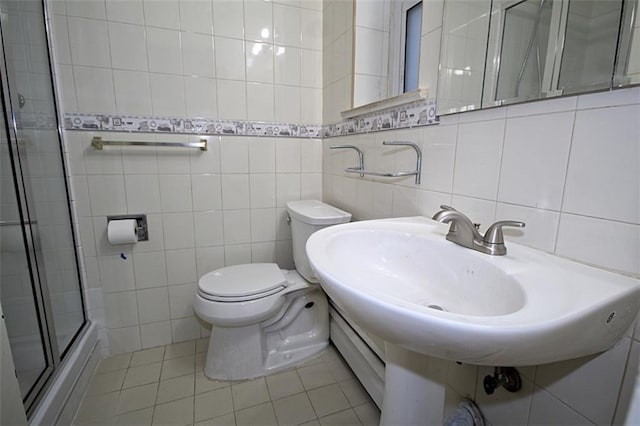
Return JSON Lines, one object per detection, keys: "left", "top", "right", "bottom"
{"left": 445, "top": 399, "right": 485, "bottom": 426}
{"left": 483, "top": 367, "right": 522, "bottom": 395}
{"left": 443, "top": 367, "right": 521, "bottom": 425}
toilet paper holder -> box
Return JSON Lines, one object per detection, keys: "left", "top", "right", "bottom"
{"left": 107, "top": 214, "right": 149, "bottom": 241}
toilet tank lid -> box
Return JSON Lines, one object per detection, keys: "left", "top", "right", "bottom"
{"left": 198, "top": 263, "right": 287, "bottom": 298}
{"left": 286, "top": 200, "right": 351, "bottom": 225}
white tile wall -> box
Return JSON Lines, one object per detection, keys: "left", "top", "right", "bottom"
{"left": 52, "top": 0, "right": 324, "bottom": 355}
{"left": 132, "top": 252, "right": 167, "bottom": 289}
{"left": 246, "top": 42, "right": 275, "bottom": 84}
{"left": 246, "top": 83, "right": 275, "bottom": 121}
{"left": 182, "top": 34, "right": 215, "bottom": 77}
{"left": 146, "top": 28, "right": 188, "bottom": 74}
{"left": 563, "top": 105, "right": 640, "bottom": 224}
{"left": 136, "top": 287, "right": 170, "bottom": 324}
{"left": 528, "top": 387, "right": 593, "bottom": 425}
{"left": 616, "top": 340, "right": 640, "bottom": 425}
{"left": 556, "top": 213, "right": 640, "bottom": 275}
{"left": 194, "top": 211, "right": 224, "bottom": 247}
{"left": 109, "top": 23, "right": 148, "bottom": 72}
{"left": 453, "top": 119, "right": 504, "bottom": 201}
{"left": 67, "top": 17, "right": 111, "bottom": 68}
{"left": 535, "top": 337, "right": 631, "bottom": 425}
{"left": 215, "top": 36, "right": 246, "bottom": 81}
{"left": 143, "top": 0, "right": 180, "bottom": 29}
{"left": 166, "top": 249, "right": 198, "bottom": 285}
{"left": 52, "top": 0, "right": 323, "bottom": 124}
{"left": 149, "top": 74, "right": 186, "bottom": 116}
{"left": 180, "top": 0, "right": 213, "bottom": 34}
{"left": 105, "top": 0, "right": 144, "bottom": 25}
{"left": 275, "top": 46, "right": 301, "bottom": 86}
{"left": 323, "top": 0, "right": 353, "bottom": 124}
{"left": 113, "top": 70, "right": 152, "bottom": 115}
{"left": 140, "top": 321, "right": 172, "bottom": 348}
{"left": 64, "top": 131, "right": 320, "bottom": 354}
{"left": 73, "top": 66, "right": 116, "bottom": 113}
{"left": 498, "top": 112, "right": 573, "bottom": 210}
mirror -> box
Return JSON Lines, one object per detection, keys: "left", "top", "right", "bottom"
{"left": 348, "top": 0, "right": 639, "bottom": 117}
{"left": 437, "top": 0, "right": 492, "bottom": 113}
{"left": 438, "top": 0, "right": 640, "bottom": 115}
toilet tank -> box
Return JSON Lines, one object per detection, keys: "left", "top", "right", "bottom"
{"left": 286, "top": 200, "right": 351, "bottom": 282}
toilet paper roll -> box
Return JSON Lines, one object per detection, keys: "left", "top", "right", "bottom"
{"left": 107, "top": 219, "right": 138, "bottom": 245}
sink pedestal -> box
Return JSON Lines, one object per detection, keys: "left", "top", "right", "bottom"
{"left": 381, "top": 344, "right": 447, "bottom": 426}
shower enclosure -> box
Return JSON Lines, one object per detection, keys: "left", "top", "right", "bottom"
{"left": 0, "top": 0, "right": 87, "bottom": 417}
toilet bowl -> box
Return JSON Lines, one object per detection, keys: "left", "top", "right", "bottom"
{"left": 194, "top": 200, "right": 351, "bottom": 380}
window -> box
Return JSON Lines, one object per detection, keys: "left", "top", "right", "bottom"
{"left": 403, "top": 1, "right": 423, "bottom": 92}
{"left": 390, "top": 0, "right": 423, "bottom": 96}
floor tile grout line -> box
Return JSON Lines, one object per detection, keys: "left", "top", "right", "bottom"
{"left": 81, "top": 339, "right": 379, "bottom": 426}
{"left": 192, "top": 350, "right": 198, "bottom": 424}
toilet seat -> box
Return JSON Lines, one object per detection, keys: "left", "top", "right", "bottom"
{"left": 198, "top": 263, "right": 288, "bottom": 302}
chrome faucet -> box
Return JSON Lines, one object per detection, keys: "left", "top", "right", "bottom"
{"left": 432, "top": 205, "right": 525, "bottom": 256}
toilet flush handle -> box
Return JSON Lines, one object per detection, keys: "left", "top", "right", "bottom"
{"left": 286, "top": 214, "right": 291, "bottom": 225}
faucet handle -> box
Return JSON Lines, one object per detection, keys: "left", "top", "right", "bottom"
{"left": 483, "top": 220, "right": 526, "bottom": 245}
{"left": 439, "top": 205, "right": 458, "bottom": 212}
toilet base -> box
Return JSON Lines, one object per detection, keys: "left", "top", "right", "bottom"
{"left": 203, "top": 288, "right": 329, "bottom": 380}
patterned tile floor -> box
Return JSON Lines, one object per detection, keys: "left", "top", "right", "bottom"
{"left": 73, "top": 339, "right": 381, "bottom": 425}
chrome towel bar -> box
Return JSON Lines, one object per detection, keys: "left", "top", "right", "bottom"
{"left": 91, "top": 136, "right": 207, "bottom": 151}
{"left": 339, "top": 141, "right": 422, "bottom": 184}
{"left": 329, "top": 145, "right": 364, "bottom": 176}
{"left": 344, "top": 168, "right": 420, "bottom": 179}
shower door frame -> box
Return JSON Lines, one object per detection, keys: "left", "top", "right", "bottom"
{"left": 0, "top": 0, "right": 88, "bottom": 415}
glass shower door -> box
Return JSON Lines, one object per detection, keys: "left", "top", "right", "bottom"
{"left": 0, "top": 0, "right": 86, "bottom": 414}
{"left": 0, "top": 0, "right": 86, "bottom": 357}
{"left": 0, "top": 99, "right": 53, "bottom": 405}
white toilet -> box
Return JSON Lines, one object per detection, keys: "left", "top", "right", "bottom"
{"left": 194, "top": 200, "right": 351, "bottom": 380}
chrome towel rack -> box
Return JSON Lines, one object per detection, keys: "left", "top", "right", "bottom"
{"left": 329, "top": 145, "right": 364, "bottom": 177}
{"left": 91, "top": 136, "right": 208, "bottom": 151}
{"left": 336, "top": 141, "right": 422, "bottom": 184}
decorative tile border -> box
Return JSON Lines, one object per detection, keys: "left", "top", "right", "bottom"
{"left": 63, "top": 99, "right": 438, "bottom": 139}
{"left": 322, "top": 98, "right": 439, "bottom": 138}
{"left": 63, "top": 114, "right": 323, "bottom": 138}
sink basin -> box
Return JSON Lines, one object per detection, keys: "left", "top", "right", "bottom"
{"left": 322, "top": 227, "right": 527, "bottom": 317}
{"left": 307, "top": 217, "right": 640, "bottom": 366}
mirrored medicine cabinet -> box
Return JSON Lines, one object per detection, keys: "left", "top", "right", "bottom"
{"left": 348, "top": 0, "right": 639, "bottom": 116}
{"left": 438, "top": 0, "right": 639, "bottom": 115}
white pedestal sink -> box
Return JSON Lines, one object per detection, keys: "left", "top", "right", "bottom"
{"left": 306, "top": 217, "right": 640, "bottom": 425}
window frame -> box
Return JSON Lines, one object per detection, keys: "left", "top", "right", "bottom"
{"left": 390, "top": 0, "right": 423, "bottom": 96}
